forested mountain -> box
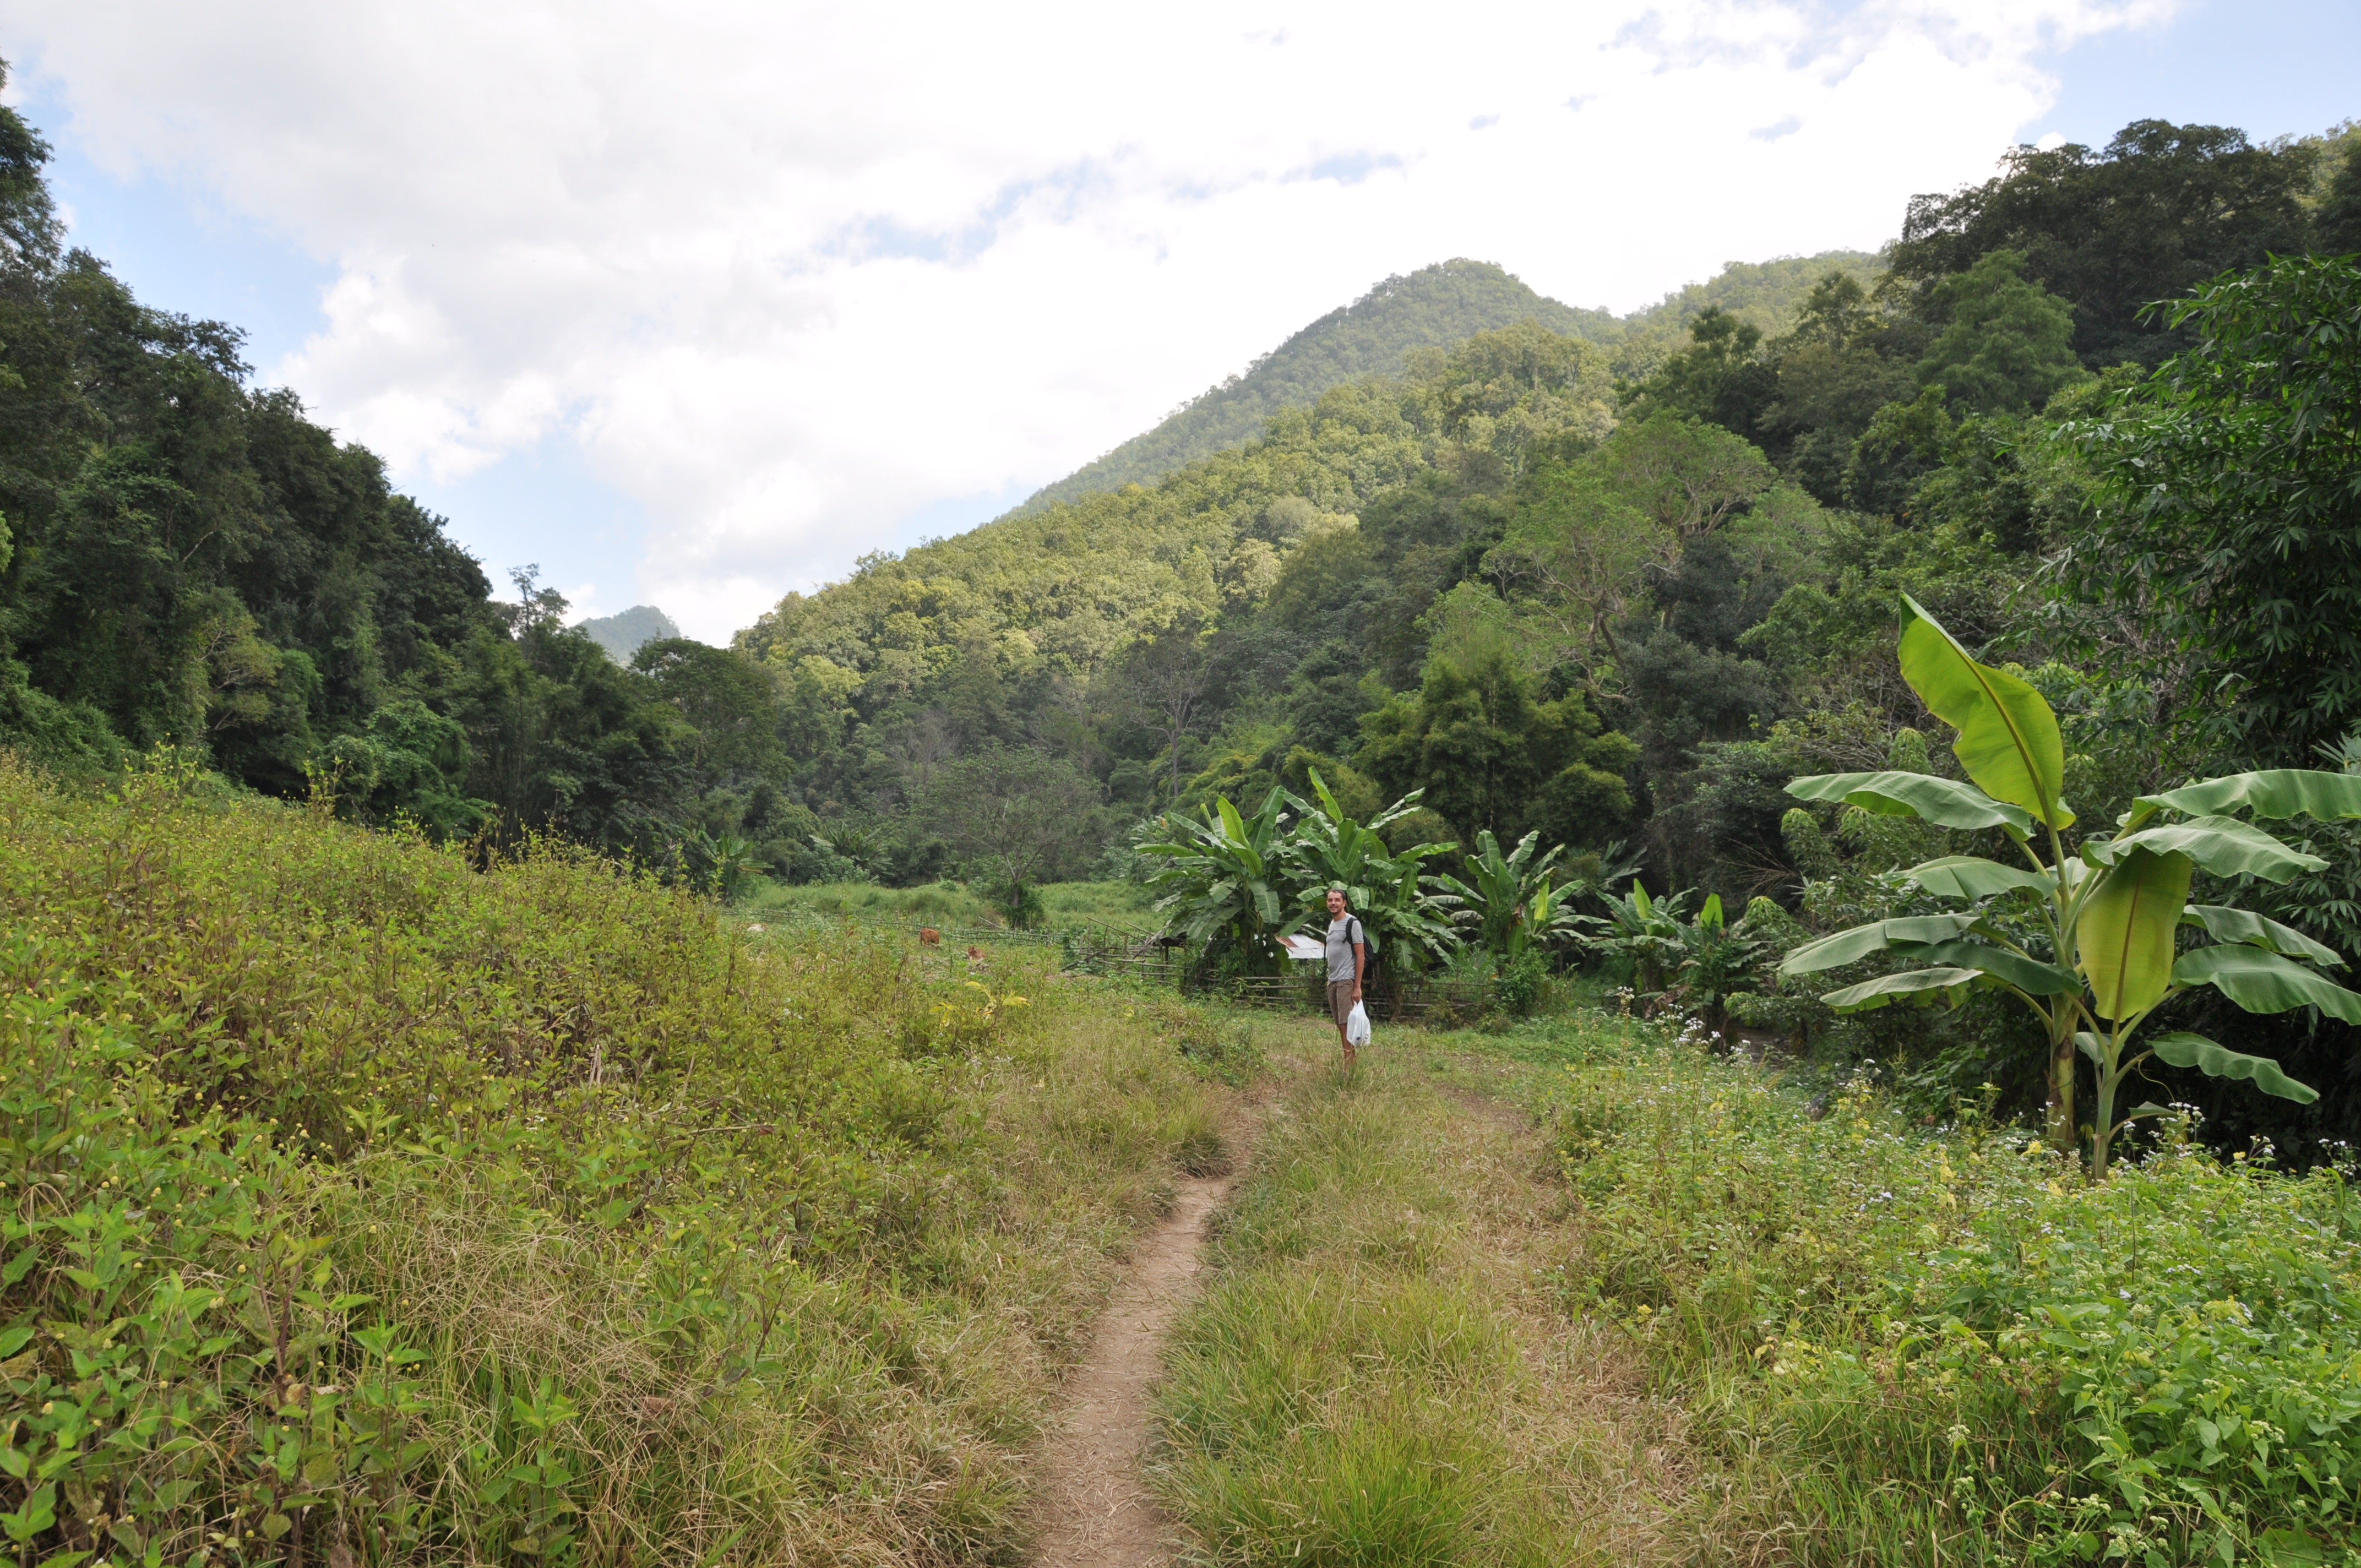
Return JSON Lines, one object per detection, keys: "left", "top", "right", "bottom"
{"left": 579, "top": 603, "right": 680, "bottom": 663}
{"left": 1021, "top": 251, "right": 1879, "bottom": 512}
{"left": 1020, "top": 259, "right": 1617, "bottom": 510}
{"left": 727, "top": 114, "right": 2361, "bottom": 1147}
{"left": 1614, "top": 249, "right": 1881, "bottom": 359}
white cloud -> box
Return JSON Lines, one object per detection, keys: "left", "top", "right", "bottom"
{"left": 7, "top": 0, "right": 2172, "bottom": 639}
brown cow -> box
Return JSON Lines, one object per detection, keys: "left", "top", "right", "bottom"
{"left": 918, "top": 927, "right": 940, "bottom": 945}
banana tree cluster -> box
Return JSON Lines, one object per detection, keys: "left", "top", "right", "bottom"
{"left": 1780, "top": 596, "right": 2361, "bottom": 1175}
{"left": 1139, "top": 787, "right": 1297, "bottom": 965}
{"left": 1139, "top": 771, "right": 1462, "bottom": 978}
{"left": 1283, "top": 770, "right": 1464, "bottom": 975}
{"left": 1435, "top": 829, "right": 1592, "bottom": 962}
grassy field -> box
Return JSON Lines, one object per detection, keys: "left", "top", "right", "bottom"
{"left": 0, "top": 756, "right": 1222, "bottom": 1565}
{"left": 1159, "top": 1007, "right": 2361, "bottom": 1566}
{"left": 20, "top": 752, "right": 2361, "bottom": 1566}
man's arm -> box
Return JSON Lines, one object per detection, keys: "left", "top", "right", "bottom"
{"left": 1352, "top": 929, "right": 1366, "bottom": 998}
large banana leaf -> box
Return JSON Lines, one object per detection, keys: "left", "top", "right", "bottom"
{"left": 2100, "top": 815, "right": 2326, "bottom": 883}
{"left": 1786, "top": 770, "right": 2033, "bottom": 835}
{"left": 1215, "top": 797, "right": 1260, "bottom": 875}
{"left": 1902, "top": 940, "right": 2080, "bottom": 997}
{"left": 2146, "top": 1031, "right": 2318, "bottom": 1103}
{"left": 2126, "top": 769, "right": 2361, "bottom": 831}
{"left": 2079, "top": 847, "right": 2195, "bottom": 1021}
{"left": 1896, "top": 595, "right": 2072, "bottom": 829}
{"left": 1904, "top": 855, "right": 2055, "bottom": 900}
{"left": 2173, "top": 945, "right": 2361, "bottom": 1023}
{"left": 2182, "top": 905, "right": 2346, "bottom": 967}
{"left": 1819, "top": 966, "right": 1981, "bottom": 1012}
{"left": 1779, "top": 913, "right": 1982, "bottom": 975}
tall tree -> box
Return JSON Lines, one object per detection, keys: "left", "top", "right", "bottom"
{"left": 2061, "top": 254, "right": 2361, "bottom": 767}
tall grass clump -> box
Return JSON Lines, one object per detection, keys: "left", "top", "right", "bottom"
{"left": 1549, "top": 1016, "right": 2361, "bottom": 1565}
{"left": 0, "top": 753, "right": 1223, "bottom": 1565}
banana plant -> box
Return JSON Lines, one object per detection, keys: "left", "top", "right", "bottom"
{"left": 1435, "top": 829, "right": 1588, "bottom": 961}
{"left": 1282, "top": 770, "right": 1463, "bottom": 977}
{"left": 1780, "top": 595, "right": 2361, "bottom": 1174}
{"left": 1140, "top": 786, "right": 1302, "bottom": 969}
{"left": 1583, "top": 880, "right": 1696, "bottom": 998}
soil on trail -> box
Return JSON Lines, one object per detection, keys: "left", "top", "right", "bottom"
{"left": 1029, "top": 1145, "right": 1247, "bottom": 1566}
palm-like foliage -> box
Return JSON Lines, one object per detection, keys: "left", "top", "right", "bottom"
{"left": 1582, "top": 881, "right": 1696, "bottom": 997}
{"left": 1140, "top": 787, "right": 1301, "bottom": 972}
{"left": 1437, "top": 829, "right": 1590, "bottom": 961}
{"left": 686, "top": 829, "right": 758, "bottom": 901}
{"left": 1780, "top": 595, "right": 2361, "bottom": 1175}
{"left": 1283, "top": 771, "right": 1463, "bottom": 977}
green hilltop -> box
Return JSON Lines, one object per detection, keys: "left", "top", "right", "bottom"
{"left": 1019, "top": 250, "right": 1880, "bottom": 512}
{"left": 1019, "top": 259, "right": 1610, "bottom": 511}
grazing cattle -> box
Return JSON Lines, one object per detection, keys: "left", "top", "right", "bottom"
{"left": 918, "top": 927, "right": 940, "bottom": 945}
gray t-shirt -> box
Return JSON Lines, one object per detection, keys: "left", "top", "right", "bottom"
{"left": 1324, "top": 914, "right": 1364, "bottom": 983}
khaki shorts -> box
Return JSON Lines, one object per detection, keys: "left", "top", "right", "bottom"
{"left": 1328, "top": 979, "right": 1360, "bottom": 1032}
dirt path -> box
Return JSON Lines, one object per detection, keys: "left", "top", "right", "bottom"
{"left": 1028, "top": 1123, "right": 1253, "bottom": 1567}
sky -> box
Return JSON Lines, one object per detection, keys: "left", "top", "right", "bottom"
{"left": 5, "top": 1, "right": 2354, "bottom": 641}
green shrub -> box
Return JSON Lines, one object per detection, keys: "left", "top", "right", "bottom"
{"left": 1547, "top": 1017, "right": 2361, "bottom": 1564}
{"left": 1495, "top": 948, "right": 1549, "bottom": 1017}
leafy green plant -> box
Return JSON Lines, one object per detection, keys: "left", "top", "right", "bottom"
{"left": 1547, "top": 1012, "right": 2361, "bottom": 1564}
{"left": 1669, "top": 894, "right": 1772, "bottom": 1035}
{"left": 1782, "top": 595, "right": 2361, "bottom": 1173}
{"left": 1581, "top": 881, "right": 1696, "bottom": 1000}
{"left": 1494, "top": 948, "right": 1551, "bottom": 1017}
{"left": 1140, "top": 787, "right": 1303, "bottom": 973}
{"left": 687, "top": 827, "right": 760, "bottom": 900}
{"left": 1435, "top": 828, "right": 1588, "bottom": 962}
{"left": 1282, "top": 770, "right": 1462, "bottom": 979}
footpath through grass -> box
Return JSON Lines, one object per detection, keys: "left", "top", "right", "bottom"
{"left": 1160, "top": 1006, "right": 2361, "bottom": 1567}
{"left": 0, "top": 756, "right": 1225, "bottom": 1565}
{"left": 1149, "top": 1018, "right": 1701, "bottom": 1567}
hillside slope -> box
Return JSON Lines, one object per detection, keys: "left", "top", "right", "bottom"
{"left": 1019, "top": 259, "right": 1616, "bottom": 512}
{"left": 1019, "top": 251, "right": 1880, "bottom": 513}
{"left": 1617, "top": 248, "right": 1883, "bottom": 358}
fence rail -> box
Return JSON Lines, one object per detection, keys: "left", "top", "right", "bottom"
{"left": 1199, "top": 972, "right": 1495, "bottom": 1024}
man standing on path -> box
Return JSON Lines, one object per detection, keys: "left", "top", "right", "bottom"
{"left": 1324, "top": 885, "right": 1367, "bottom": 1069}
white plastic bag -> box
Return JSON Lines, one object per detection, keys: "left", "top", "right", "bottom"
{"left": 1345, "top": 1001, "right": 1372, "bottom": 1046}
